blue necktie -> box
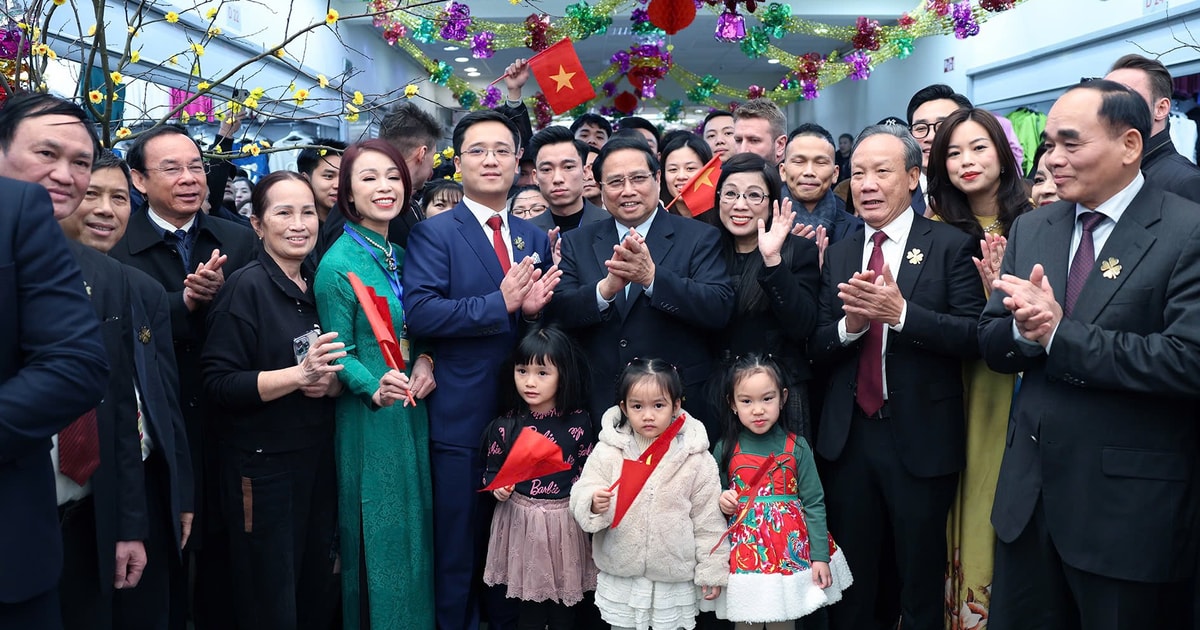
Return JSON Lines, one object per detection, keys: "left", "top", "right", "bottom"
{"left": 168, "top": 229, "right": 192, "bottom": 275}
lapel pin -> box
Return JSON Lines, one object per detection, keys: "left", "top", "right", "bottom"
{"left": 529, "top": 252, "right": 542, "bottom": 265}
{"left": 1100, "top": 257, "right": 1122, "bottom": 279}
{"left": 83, "top": 280, "right": 92, "bottom": 296}
{"left": 138, "top": 325, "right": 152, "bottom": 344}
{"left": 906, "top": 248, "right": 924, "bottom": 265}
{"left": 514, "top": 236, "right": 526, "bottom": 251}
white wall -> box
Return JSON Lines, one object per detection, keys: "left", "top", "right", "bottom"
{"left": 785, "top": 0, "right": 1200, "bottom": 135}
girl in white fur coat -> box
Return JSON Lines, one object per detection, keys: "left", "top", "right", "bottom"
{"left": 570, "top": 359, "right": 729, "bottom": 630}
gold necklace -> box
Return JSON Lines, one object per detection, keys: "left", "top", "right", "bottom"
{"left": 982, "top": 218, "right": 1002, "bottom": 234}
{"left": 357, "top": 230, "right": 397, "bottom": 272}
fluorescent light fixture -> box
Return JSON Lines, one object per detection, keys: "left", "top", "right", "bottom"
{"left": 767, "top": 58, "right": 780, "bottom": 64}
{"left": 444, "top": 46, "right": 459, "bottom": 51}
{"left": 455, "top": 57, "right": 469, "bottom": 62}
{"left": 463, "top": 67, "right": 477, "bottom": 72}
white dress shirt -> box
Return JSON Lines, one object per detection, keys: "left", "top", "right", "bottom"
{"left": 463, "top": 196, "right": 514, "bottom": 266}
{"left": 146, "top": 207, "right": 196, "bottom": 234}
{"left": 1013, "top": 172, "right": 1144, "bottom": 352}
{"left": 838, "top": 208, "right": 915, "bottom": 401}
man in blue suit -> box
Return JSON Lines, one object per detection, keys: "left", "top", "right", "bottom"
{"left": 403, "top": 110, "right": 556, "bottom": 630}
{"left": 0, "top": 170, "right": 109, "bottom": 626}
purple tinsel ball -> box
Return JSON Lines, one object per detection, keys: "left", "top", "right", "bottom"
{"left": 472, "top": 32, "right": 495, "bottom": 58}
{"left": 951, "top": 2, "right": 980, "bottom": 39}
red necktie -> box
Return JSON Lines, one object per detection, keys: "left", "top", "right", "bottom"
{"left": 1064, "top": 212, "right": 1105, "bottom": 317}
{"left": 59, "top": 408, "right": 100, "bottom": 485}
{"left": 856, "top": 231, "right": 888, "bottom": 417}
{"left": 486, "top": 215, "right": 511, "bottom": 274}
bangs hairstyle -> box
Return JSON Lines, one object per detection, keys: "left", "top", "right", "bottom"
{"left": 659, "top": 132, "right": 714, "bottom": 208}
{"left": 926, "top": 108, "right": 1031, "bottom": 243}
{"left": 503, "top": 327, "right": 590, "bottom": 414}
{"left": 613, "top": 358, "right": 684, "bottom": 428}
{"left": 296, "top": 138, "right": 346, "bottom": 176}
{"left": 92, "top": 149, "right": 132, "bottom": 190}
{"left": 716, "top": 354, "right": 790, "bottom": 473}
{"left": 420, "top": 178, "right": 462, "bottom": 212}
{"left": 713, "top": 152, "right": 782, "bottom": 224}
{"left": 249, "top": 170, "right": 312, "bottom": 220}
{"left": 337, "top": 139, "right": 412, "bottom": 224}
{"left": 712, "top": 152, "right": 786, "bottom": 315}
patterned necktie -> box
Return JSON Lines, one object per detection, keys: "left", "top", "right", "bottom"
{"left": 1064, "top": 212, "right": 1106, "bottom": 317}
{"left": 59, "top": 408, "right": 100, "bottom": 485}
{"left": 856, "top": 230, "right": 888, "bottom": 417}
{"left": 486, "top": 215, "right": 510, "bottom": 273}
{"left": 167, "top": 228, "right": 191, "bottom": 275}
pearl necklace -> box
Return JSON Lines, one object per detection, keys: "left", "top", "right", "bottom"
{"left": 982, "top": 218, "right": 1003, "bottom": 234}
{"left": 357, "top": 230, "right": 397, "bottom": 272}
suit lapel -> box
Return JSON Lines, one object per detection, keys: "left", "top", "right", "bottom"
{"left": 1069, "top": 189, "right": 1159, "bottom": 323}
{"left": 453, "top": 203, "right": 505, "bottom": 286}
{"left": 591, "top": 220, "right": 626, "bottom": 313}
{"left": 896, "top": 216, "right": 932, "bottom": 297}
{"left": 1035, "top": 202, "right": 1076, "bottom": 306}
{"left": 617, "top": 211, "right": 674, "bottom": 320}
{"left": 510, "top": 219, "right": 534, "bottom": 264}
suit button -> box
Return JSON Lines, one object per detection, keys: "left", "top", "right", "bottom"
{"left": 619, "top": 339, "right": 628, "bottom": 348}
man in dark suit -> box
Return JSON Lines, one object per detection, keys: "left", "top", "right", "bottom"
{"left": 981, "top": 80, "right": 1200, "bottom": 630}
{"left": 526, "top": 126, "right": 608, "bottom": 234}
{"left": 809, "top": 125, "right": 985, "bottom": 630}
{"left": 59, "top": 149, "right": 194, "bottom": 629}
{"left": 549, "top": 135, "right": 734, "bottom": 436}
{"left": 0, "top": 93, "right": 152, "bottom": 630}
{"left": 0, "top": 172, "right": 108, "bottom": 628}
{"left": 403, "top": 110, "right": 555, "bottom": 630}
{"left": 110, "top": 124, "right": 256, "bottom": 630}
{"left": 1105, "top": 54, "right": 1200, "bottom": 204}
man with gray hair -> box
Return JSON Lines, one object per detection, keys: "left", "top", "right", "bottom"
{"left": 810, "top": 124, "right": 985, "bottom": 630}
{"left": 733, "top": 99, "right": 787, "bottom": 166}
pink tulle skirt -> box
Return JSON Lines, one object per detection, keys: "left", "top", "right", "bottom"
{"left": 483, "top": 493, "right": 597, "bottom": 605}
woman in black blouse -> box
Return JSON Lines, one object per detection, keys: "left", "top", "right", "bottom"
{"left": 710, "top": 153, "right": 821, "bottom": 441}
{"left": 201, "top": 170, "right": 346, "bottom": 630}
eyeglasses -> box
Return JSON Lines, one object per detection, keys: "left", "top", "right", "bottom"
{"left": 602, "top": 172, "right": 654, "bottom": 189}
{"left": 720, "top": 189, "right": 767, "bottom": 205}
{"left": 147, "top": 163, "right": 209, "bottom": 178}
{"left": 908, "top": 120, "right": 944, "bottom": 139}
{"left": 462, "top": 147, "right": 516, "bottom": 160}
{"left": 511, "top": 205, "right": 548, "bottom": 217}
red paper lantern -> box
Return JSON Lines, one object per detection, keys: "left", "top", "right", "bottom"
{"left": 647, "top": 0, "right": 697, "bottom": 35}
{"left": 613, "top": 91, "right": 639, "bottom": 115}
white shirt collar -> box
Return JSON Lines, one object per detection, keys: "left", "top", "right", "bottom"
{"left": 146, "top": 207, "right": 196, "bottom": 234}
{"left": 865, "top": 206, "right": 915, "bottom": 246}
{"left": 462, "top": 195, "right": 508, "bottom": 230}
{"left": 615, "top": 207, "right": 660, "bottom": 240}
{"left": 1075, "top": 172, "right": 1144, "bottom": 224}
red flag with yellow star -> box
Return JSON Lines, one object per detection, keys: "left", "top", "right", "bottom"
{"left": 528, "top": 38, "right": 595, "bottom": 114}
{"left": 678, "top": 155, "right": 722, "bottom": 216}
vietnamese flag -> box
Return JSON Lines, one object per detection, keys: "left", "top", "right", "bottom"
{"left": 674, "top": 154, "right": 722, "bottom": 216}
{"left": 528, "top": 38, "right": 596, "bottom": 114}
{"left": 609, "top": 414, "right": 686, "bottom": 528}
{"left": 481, "top": 427, "right": 571, "bottom": 491}
{"left": 346, "top": 272, "right": 405, "bottom": 372}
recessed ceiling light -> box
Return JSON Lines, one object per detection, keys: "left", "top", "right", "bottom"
{"left": 444, "top": 46, "right": 459, "bottom": 51}
{"left": 694, "top": 108, "right": 704, "bottom": 113}
{"left": 767, "top": 58, "right": 780, "bottom": 64}
{"left": 455, "top": 57, "right": 469, "bottom": 62}
{"left": 463, "top": 67, "right": 477, "bottom": 72}
{"left": 467, "top": 72, "right": 481, "bottom": 77}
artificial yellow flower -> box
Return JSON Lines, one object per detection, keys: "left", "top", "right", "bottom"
{"left": 352, "top": 91, "right": 364, "bottom": 106}
{"left": 115, "top": 127, "right": 131, "bottom": 139}
{"left": 190, "top": 43, "right": 204, "bottom": 56}
{"left": 16, "top": 22, "right": 27, "bottom": 32}
{"left": 404, "top": 85, "right": 419, "bottom": 98}
{"left": 206, "top": 7, "right": 218, "bottom": 20}
{"left": 179, "top": 111, "right": 191, "bottom": 123}
{"left": 317, "top": 74, "right": 328, "bottom": 89}
{"left": 197, "top": 81, "right": 210, "bottom": 91}
{"left": 212, "top": 144, "right": 222, "bottom": 154}
{"left": 87, "top": 24, "right": 96, "bottom": 36}
{"left": 441, "top": 147, "right": 454, "bottom": 159}
{"left": 110, "top": 71, "right": 123, "bottom": 85}
{"left": 165, "top": 11, "right": 179, "bottom": 23}
{"left": 432, "top": 154, "right": 441, "bottom": 168}
{"left": 288, "top": 82, "right": 296, "bottom": 92}
{"left": 318, "top": 149, "right": 328, "bottom": 156}
{"left": 130, "top": 50, "right": 141, "bottom": 63}
{"left": 259, "top": 139, "right": 271, "bottom": 148}
{"left": 293, "top": 88, "right": 309, "bottom": 106}
{"left": 168, "top": 55, "right": 178, "bottom": 65}
{"left": 274, "top": 48, "right": 286, "bottom": 59}
{"left": 195, "top": 111, "right": 207, "bottom": 122}
{"left": 453, "top": 171, "right": 463, "bottom": 182}
{"left": 243, "top": 96, "right": 259, "bottom": 110}
{"left": 32, "top": 43, "right": 49, "bottom": 57}
{"left": 207, "top": 26, "right": 221, "bottom": 37}
{"left": 88, "top": 90, "right": 103, "bottom": 104}
{"left": 345, "top": 112, "right": 360, "bottom": 123}
{"left": 33, "top": 27, "right": 41, "bottom": 39}
{"left": 250, "top": 87, "right": 265, "bottom": 98}
{"left": 346, "top": 103, "right": 360, "bottom": 115}
{"left": 325, "top": 9, "right": 339, "bottom": 26}
{"left": 345, "top": 103, "right": 361, "bottom": 123}
{"left": 53, "top": 0, "right": 65, "bottom": 5}
{"left": 241, "top": 144, "right": 261, "bottom": 157}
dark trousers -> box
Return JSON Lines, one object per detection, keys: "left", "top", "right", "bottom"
{"left": 0, "top": 586, "right": 62, "bottom": 630}
{"left": 822, "top": 410, "right": 957, "bottom": 630}
{"left": 59, "top": 496, "right": 103, "bottom": 630}
{"left": 113, "top": 450, "right": 181, "bottom": 630}
{"left": 989, "top": 498, "right": 1178, "bottom": 630}
{"left": 430, "top": 440, "right": 516, "bottom": 630}
{"left": 217, "top": 440, "right": 340, "bottom": 630}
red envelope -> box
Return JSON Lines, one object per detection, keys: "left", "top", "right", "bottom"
{"left": 481, "top": 427, "right": 571, "bottom": 491}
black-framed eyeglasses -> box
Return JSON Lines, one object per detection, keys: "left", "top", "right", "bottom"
{"left": 908, "top": 120, "right": 943, "bottom": 139}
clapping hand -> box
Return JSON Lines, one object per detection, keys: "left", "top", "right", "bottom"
{"left": 500, "top": 257, "right": 538, "bottom": 314}
{"left": 972, "top": 233, "right": 1007, "bottom": 294}
{"left": 994, "top": 263, "right": 1060, "bottom": 346}
{"left": 522, "top": 265, "right": 563, "bottom": 317}
{"left": 838, "top": 263, "right": 904, "bottom": 330}
{"left": 183, "top": 249, "right": 228, "bottom": 310}
{"left": 791, "top": 223, "right": 829, "bottom": 270}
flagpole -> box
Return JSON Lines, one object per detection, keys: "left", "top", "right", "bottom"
{"left": 487, "top": 39, "right": 563, "bottom": 86}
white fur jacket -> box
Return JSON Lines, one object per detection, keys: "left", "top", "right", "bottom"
{"left": 569, "top": 406, "right": 729, "bottom": 587}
